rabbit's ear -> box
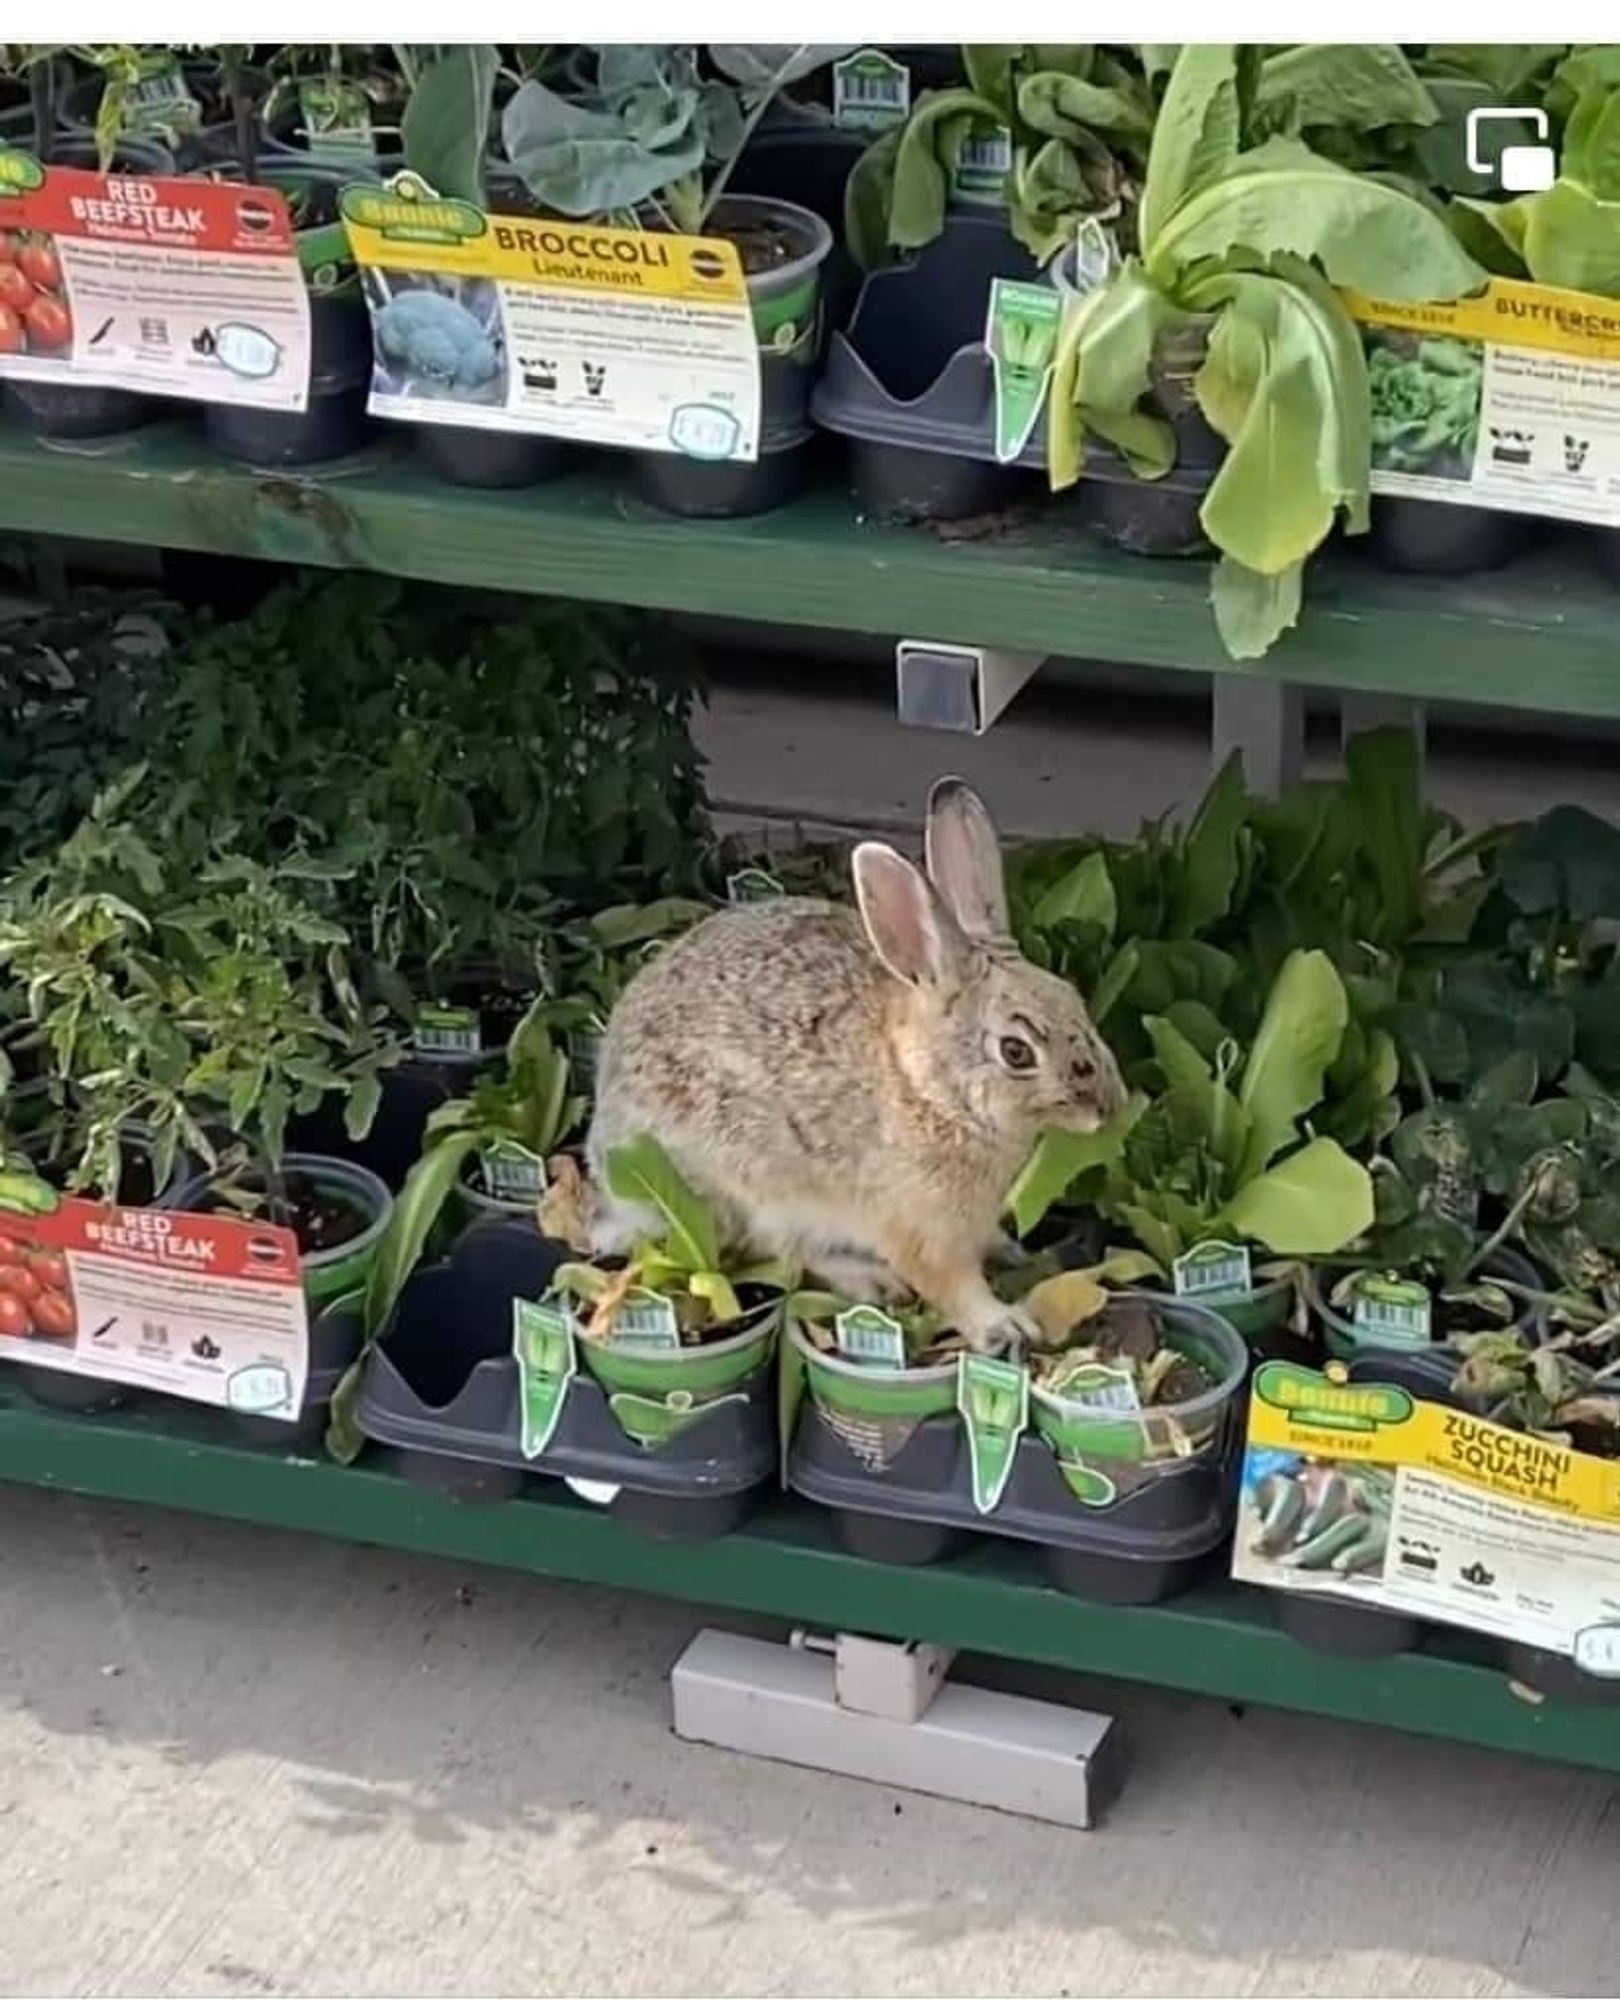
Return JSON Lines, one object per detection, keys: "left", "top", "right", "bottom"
{"left": 925, "top": 778, "right": 1009, "bottom": 940}
{"left": 852, "top": 842, "right": 965, "bottom": 988}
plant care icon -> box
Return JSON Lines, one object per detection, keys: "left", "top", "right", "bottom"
{"left": 1467, "top": 106, "right": 1556, "bottom": 193}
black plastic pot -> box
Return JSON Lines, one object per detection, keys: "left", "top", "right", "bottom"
{"left": 1314, "top": 1247, "right": 1544, "bottom": 1393}
{"left": 1588, "top": 524, "right": 1620, "bottom": 586}
{"left": 1, "top": 135, "right": 176, "bottom": 443}
{"left": 289, "top": 1055, "right": 471, "bottom": 1192}
{"left": 811, "top": 211, "right": 1048, "bottom": 523}
{"left": 1272, "top": 1594, "right": 1426, "bottom": 1659}
{"left": 356, "top": 1219, "right": 781, "bottom": 1537}
{"left": 630, "top": 194, "right": 834, "bottom": 521}
{"left": 786, "top": 1297, "right": 1249, "bottom": 1604}
{"left": 199, "top": 162, "right": 379, "bottom": 467}
{"left": 414, "top": 423, "right": 573, "bottom": 491}
{"left": 1367, "top": 497, "right": 1535, "bottom": 574}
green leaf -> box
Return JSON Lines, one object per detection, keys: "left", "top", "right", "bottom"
{"left": 1255, "top": 45, "right": 1437, "bottom": 139}
{"left": 884, "top": 86, "right": 1005, "bottom": 251}
{"left": 1049, "top": 262, "right": 1181, "bottom": 490}
{"left": 1211, "top": 557, "right": 1303, "bottom": 660}
{"left": 1139, "top": 44, "right": 1245, "bottom": 254}
{"left": 1005, "top": 1097, "right": 1144, "bottom": 1237}
{"left": 1031, "top": 852, "right": 1116, "bottom": 933}
{"left": 1519, "top": 177, "right": 1620, "bottom": 295}
{"left": 361, "top": 1130, "right": 478, "bottom": 1340}
{"left": 1089, "top": 940, "right": 1140, "bottom": 1027}
{"left": 401, "top": 43, "right": 498, "bottom": 204}
{"left": 1498, "top": 806, "right": 1620, "bottom": 923}
{"left": 1018, "top": 71, "right": 1154, "bottom": 151}
{"left": 1166, "top": 751, "right": 1247, "bottom": 937}
{"left": 604, "top": 1132, "right": 718, "bottom": 1270}
{"left": 1220, "top": 1135, "right": 1373, "bottom": 1253}
{"left": 503, "top": 78, "right": 704, "bottom": 216}
{"left": 1238, "top": 948, "right": 1349, "bottom": 1179}
{"left": 1344, "top": 726, "right": 1425, "bottom": 947}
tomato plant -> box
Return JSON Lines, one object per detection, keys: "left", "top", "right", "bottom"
{"left": 17, "top": 239, "right": 60, "bottom": 290}
{"left": 24, "top": 293, "right": 70, "bottom": 351}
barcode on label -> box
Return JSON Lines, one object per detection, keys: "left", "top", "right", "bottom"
{"left": 415, "top": 1025, "right": 479, "bottom": 1055}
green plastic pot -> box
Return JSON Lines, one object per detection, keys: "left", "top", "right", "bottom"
{"left": 577, "top": 1289, "right": 782, "bottom": 1448}
{"left": 1030, "top": 1295, "right": 1248, "bottom": 1504}
{"left": 788, "top": 1321, "right": 957, "bottom": 1422}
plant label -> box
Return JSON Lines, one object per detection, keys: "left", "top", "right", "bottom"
{"left": 413, "top": 1003, "right": 482, "bottom": 1059}
{"left": 957, "top": 1352, "right": 1028, "bottom": 1514}
{"left": 725, "top": 867, "right": 785, "bottom": 903}
{"left": 121, "top": 54, "right": 202, "bottom": 135}
{"left": 1070, "top": 215, "right": 1117, "bottom": 297}
{"left": 834, "top": 1304, "right": 907, "bottom": 1368}
{"left": 481, "top": 1141, "right": 547, "bottom": 1204}
{"left": 342, "top": 178, "right": 762, "bottom": 462}
{"left": 832, "top": 50, "right": 911, "bottom": 132}
{"left": 985, "top": 279, "right": 1061, "bottom": 465}
{"left": 1050, "top": 1362, "right": 1141, "bottom": 1414}
{"left": 1347, "top": 276, "right": 1620, "bottom": 531}
{"left": 951, "top": 122, "right": 1012, "bottom": 204}
{"left": 514, "top": 1297, "right": 577, "bottom": 1458}
{"left": 0, "top": 150, "right": 312, "bottom": 411}
{"left": 1350, "top": 1275, "right": 1433, "bottom": 1349}
{"left": 612, "top": 1286, "right": 682, "bottom": 1351}
{"left": 0, "top": 1173, "right": 309, "bottom": 1418}
{"left": 296, "top": 78, "right": 377, "bottom": 160}
{"left": 1234, "top": 1360, "right": 1620, "bottom": 1662}
{"left": 1173, "top": 1239, "right": 1253, "bottom": 1305}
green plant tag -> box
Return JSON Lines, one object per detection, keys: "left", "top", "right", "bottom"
{"left": 985, "top": 279, "right": 1061, "bottom": 465}
{"left": 1049, "top": 1361, "right": 1141, "bottom": 1414}
{"left": 514, "top": 1297, "right": 577, "bottom": 1459}
{"left": 957, "top": 1352, "right": 1028, "bottom": 1514}
{"left": 834, "top": 1304, "right": 907, "bottom": 1367}
{"left": 952, "top": 122, "right": 1012, "bottom": 203}
{"left": 124, "top": 55, "right": 200, "bottom": 134}
{"left": 297, "top": 78, "right": 376, "bottom": 157}
{"left": 832, "top": 49, "right": 911, "bottom": 131}
{"left": 414, "top": 1003, "right": 482, "bottom": 1059}
{"left": 482, "top": 1140, "right": 547, "bottom": 1204}
{"left": 1173, "top": 1238, "right": 1254, "bottom": 1305}
{"left": 1350, "top": 1275, "right": 1433, "bottom": 1349}
{"left": 613, "top": 1286, "right": 682, "bottom": 1350}
{"left": 726, "top": 867, "right": 786, "bottom": 904}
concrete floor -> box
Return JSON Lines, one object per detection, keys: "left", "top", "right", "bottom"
{"left": 1, "top": 1484, "right": 1617, "bottom": 2000}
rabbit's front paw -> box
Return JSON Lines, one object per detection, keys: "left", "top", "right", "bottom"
{"left": 960, "top": 1301, "right": 1040, "bottom": 1359}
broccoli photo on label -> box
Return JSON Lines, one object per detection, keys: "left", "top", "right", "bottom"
{"left": 368, "top": 274, "right": 506, "bottom": 403}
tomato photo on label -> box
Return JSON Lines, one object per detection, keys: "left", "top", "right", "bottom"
{"left": 24, "top": 293, "right": 71, "bottom": 350}
{"left": 0, "top": 263, "right": 34, "bottom": 313}
{"left": 30, "top": 1289, "right": 75, "bottom": 1338}
{"left": 0, "top": 231, "right": 17, "bottom": 264}
{"left": 0, "top": 1261, "right": 41, "bottom": 1301}
{"left": 17, "top": 239, "right": 60, "bottom": 290}
{"left": 0, "top": 1292, "right": 31, "bottom": 1338}
{"left": 25, "top": 1248, "right": 68, "bottom": 1290}
{"left": 0, "top": 303, "right": 22, "bottom": 355}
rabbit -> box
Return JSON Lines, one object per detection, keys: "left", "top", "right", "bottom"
{"left": 585, "top": 778, "right": 1126, "bottom": 1354}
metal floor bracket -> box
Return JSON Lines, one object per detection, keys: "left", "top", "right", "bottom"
{"left": 671, "top": 1628, "right": 1121, "bottom": 1828}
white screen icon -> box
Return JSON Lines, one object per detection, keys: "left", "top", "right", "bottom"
{"left": 1467, "top": 107, "right": 1557, "bottom": 193}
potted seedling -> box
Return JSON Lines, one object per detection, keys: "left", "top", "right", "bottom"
{"left": 0, "top": 44, "right": 176, "bottom": 440}
{"left": 782, "top": 1260, "right": 1247, "bottom": 1601}
{"left": 814, "top": 46, "right": 1149, "bottom": 523}
{"left": 1009, "top": 949, "right": 1377, "bottom": 1354}
{"left": 1046, "top": 43, "right": 1484, "bottom": 652}
{"left": 400, "top": 42, "right": 842, "bottom": 512}
{"left": 353, "top": 1134, "right": 784, "bottom": 1534}
{"left": 159, "top": 853, "right": 400, "bottom": 1315}
{"left": 259, "top": 44, "right": 407, "bottom": 169}
{"left": 190, "top": 47, "right": 381, "bottom": 466}
{"left": 538, "top": 896, "right": 712, "bottom": 1082}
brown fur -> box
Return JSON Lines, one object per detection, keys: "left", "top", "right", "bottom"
{"left": 586, "top": 781, "right": 1124, "bottom": 1351}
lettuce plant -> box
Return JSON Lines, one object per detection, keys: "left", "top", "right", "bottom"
{"left": 1046, "top": 44, "right": 1485, "bottom": 659}
{"left": 1458, "top": 71, "right": 1620, "bottom": 296}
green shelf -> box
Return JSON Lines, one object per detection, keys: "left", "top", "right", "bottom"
{"left": 7, "top": 420, "right": 1620, "bottom": 716}
{"left": 0, "top": 1388, "right": 1614, "bottom": 1773}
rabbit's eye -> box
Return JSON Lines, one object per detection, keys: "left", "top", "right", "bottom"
{"left": 999, "top": 1034, "right": 1038, "bottom": 1073}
